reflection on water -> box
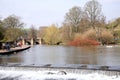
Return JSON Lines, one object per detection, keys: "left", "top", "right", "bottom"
{"left": 0, "top": 55, "right": 21, "bottom": 64}
{"left": 0, "top": 45, "right": 120, "bottom": 66}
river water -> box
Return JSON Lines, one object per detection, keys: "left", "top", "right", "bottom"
{"left": 0, "top": 45, "right": 120, "bottom": 80}
{"left": 0, "top": 45, "right": 120, "bottom": 66}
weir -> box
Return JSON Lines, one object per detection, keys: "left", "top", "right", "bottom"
{"left": 0, "top": 66, "right": 120, "bottom": 80}
{"left": 0, "top": 45, "right": 120, "bottom": 79}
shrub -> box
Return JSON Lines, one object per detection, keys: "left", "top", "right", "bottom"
{"left": 82, "top": 29, "right": 97, "bottom": 40}
{"left": 68, "top": 29, "right": 100, "bottom": 46}
{"left": 68, "top": 38, "right": 100, "bottom": 46}
{"left": 100, "top": 30, "right": 114, "bottom": 44}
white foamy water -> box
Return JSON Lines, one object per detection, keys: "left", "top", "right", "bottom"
{"left": 0, "top": 69, "right": 120, "bottom": 80}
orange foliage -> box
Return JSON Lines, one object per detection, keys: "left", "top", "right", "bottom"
{"left": 68, "top": 38, "right": 100, "bottom": 46}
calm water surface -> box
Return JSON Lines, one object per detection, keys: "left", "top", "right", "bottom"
{"left": 0, "top": 45, "right": 120, "bottom": 66}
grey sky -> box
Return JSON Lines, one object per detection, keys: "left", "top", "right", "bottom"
{"left": 0, "top": 0, "right": 120, "bottom": 28}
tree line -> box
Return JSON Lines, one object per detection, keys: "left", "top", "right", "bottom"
{"left": 0, "top": 15, "right": 37, "bottom": 44}
{"left": 38, "top": 0, "right": 120, "bottom": 45}
{"left": 0, "top": 0, "right": 120, "bottom": 46}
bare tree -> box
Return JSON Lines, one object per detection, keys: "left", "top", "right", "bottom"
{"left": 28, "top": 25, "right": 37, "bottom": 40}
{"left": 64, "top": 6, "right": 83, "bottom": 33}
{"left": 61, "top": 23, "right": 73, "bottom": 42}
{"left": 84, "top": 0, "right": 102, "bottom": 29}
{"left": 38, "top": 26, "right": 47, "bottom": 39}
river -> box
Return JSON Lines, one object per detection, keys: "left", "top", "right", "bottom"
{"left": 0, "top": 45, "right": 120, "bottom": 66}
{"left": 0, "top": 45, "right": 120, "bottom": 80}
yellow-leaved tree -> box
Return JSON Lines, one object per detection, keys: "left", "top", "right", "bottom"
{"left": 44, "top": 24, "right": 61, "bottom": 45}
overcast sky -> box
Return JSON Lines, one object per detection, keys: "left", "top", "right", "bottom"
{"left": 0, "top": 0, "right": 120, "bottom": 28}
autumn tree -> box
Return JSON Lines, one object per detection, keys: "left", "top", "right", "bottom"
{"left": 44, "top": 24, "right": 61, "bottom": 45}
